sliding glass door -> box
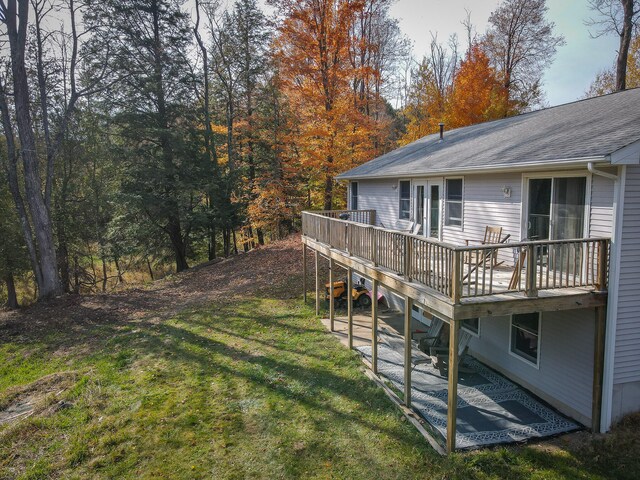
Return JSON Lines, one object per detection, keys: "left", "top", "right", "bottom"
{"left": 551, "top": 177, "right": 586, "bottom": 240}
{"left": 527, "top": 176, "right": 587, "bottom": 277}
{"left": 527, "top": 177, "right": 586, "bottom": 241}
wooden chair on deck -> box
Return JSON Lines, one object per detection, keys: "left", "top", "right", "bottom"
{"left": 398, "top": 221, "right": 421, "bottom": 235}
{"left": 465, "top": 226, "right": 504, "bottom": 264}
{"left": 509, "top": 247, "right": 527, "bottom": 290}
{"left": 463, "top": 226, "right": 511, "bottom": 282}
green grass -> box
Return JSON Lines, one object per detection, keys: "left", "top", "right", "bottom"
{"left": 1, "top": 296, "right": 638, "bottom": 479}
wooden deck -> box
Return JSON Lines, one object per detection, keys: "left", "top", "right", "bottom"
{"left": 301, "top": 209, "right": 609, "bottom": 453}
{"left": 302, "top": 209, "right": 609, "bottom": 320}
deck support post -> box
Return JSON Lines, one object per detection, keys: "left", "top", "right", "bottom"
{"left": 371, "top": 278, "right": 378, "bottom": 374}
{"left": 315, "top": 251, "right": 320, "bottom": 315}
{"left": 592, "top": 303, "right": 607, "bottom": 432}
{"left": 447, "top": 317, "right": 460, "bottom": 454}
{"left": 347, "top": 267, "right": 353, "bottom": 349}
{"left": 329, "top": 258, "right": 335, "bottom": 331}
{"left": 303, "top": 244, "right": 307, "bottom": 303}
{"left": 404, "top": 296, "right": 413, "bottom": 407}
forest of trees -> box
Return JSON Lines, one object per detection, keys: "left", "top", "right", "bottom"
{"left": 0, "top": 0, "right": 637, "bottom": 307}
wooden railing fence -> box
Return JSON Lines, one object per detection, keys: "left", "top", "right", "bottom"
{"left": 302, "top": 210, "right": 609, "bottom": 302}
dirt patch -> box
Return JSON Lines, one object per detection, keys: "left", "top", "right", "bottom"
{"left": 529, "top": 430, "right": 595, "bottom": 454}
{"left": 0, "top": 372, "right": 78, "bottom": 426}
{"left": 0, "top": 234, "right": 314, "bottom": 345}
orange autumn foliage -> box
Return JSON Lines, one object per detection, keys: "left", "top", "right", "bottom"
{"left": 446, "top": 44, "right": 510, "bottom": 129}
{"left": 271, "top": 0, "right": 382, "bottom": 210}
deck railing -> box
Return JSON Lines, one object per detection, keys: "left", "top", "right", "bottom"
{"left": 302, "top": 210, "right": 609, "bottom": 302}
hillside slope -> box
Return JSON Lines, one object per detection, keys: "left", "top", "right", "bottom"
{"left": 0, "top": 235, "right": 307, "bottom": 337}
{"left": 1, "top": 234, "right": 639, "bottom": 479}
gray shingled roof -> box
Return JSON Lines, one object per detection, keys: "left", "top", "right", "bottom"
{"left": 338, "top": 88, "right": 640, "bottom": 180}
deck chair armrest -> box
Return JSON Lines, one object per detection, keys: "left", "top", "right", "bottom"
{"left": 429, "top": 345, "right": 447, "bottom": 356}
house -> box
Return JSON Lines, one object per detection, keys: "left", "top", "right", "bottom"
{"left": 301, "top": 88, "right": 640, "bottom": 453}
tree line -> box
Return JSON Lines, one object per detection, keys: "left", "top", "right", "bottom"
{"left": 0, "top": 0, "right": 636, "bottom": 307}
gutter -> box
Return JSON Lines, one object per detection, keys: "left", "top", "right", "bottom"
{"left": 588, "top": 162, "right": 618, "bottom": 180}
{"left": 337, "top": 156, "right": 609, "bottom": 181}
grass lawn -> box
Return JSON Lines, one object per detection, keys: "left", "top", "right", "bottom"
{"left": 1, "top": 236, "right": 639, "bottom": 479}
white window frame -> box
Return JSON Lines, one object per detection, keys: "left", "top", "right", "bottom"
{"left": 509, "top": 312, "right": 542, "bottom": 368}
{"left": 445, "top": 177, "right": 464, "bottom": 228}
{"left": 520, "top": 171, "right": 591, "bottom": 242}
{"left": 461, "top": 317, "right": 480, "bottom": 337}
{"left": 398, "top": 179, "right": 411, "bottom": 220}
{"left": 350, "top": 181, "right": 358, "bottom": 210}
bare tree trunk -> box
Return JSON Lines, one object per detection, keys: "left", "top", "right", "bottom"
{"left": 72, "top": 255, "right": 80, "bottom": 293}
{"left": 4, "top": 272, "right": 19, "bottom": 309}
{"left": 5, "top": 0, "right": 62, "bottom": 300}
{"left": 58, "top": 235, "right": 71, "bottom": 293}
{"left": 0, "top": 86, "right": 43, "bottom": 288}
{"left": 114, "top": 257, "right": 124, "bottom": 284}
{"left": 616, "top": 0, "right": 635, "bottom": 91}
{"left": 146, "top": 257, "right": 155, "bottom": 281}
{"left": 323, "top": 171, "right": 333, "bottom": 210}
{"left": 232, "top": 228, "right": 238, "bottom": 255}
{"left": 101, "top": 256, "right": 108, "bottom": 292}
{"left": 223, "top": 227, "right": 229, "bottom": 257}
{"left": 208, "top": 223, "right": 217, "bottom": 261}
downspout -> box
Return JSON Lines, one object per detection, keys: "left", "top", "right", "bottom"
{"left": 588, "top": 162, "right": 618, "bottom": 180}
{"left": 600, "top": 165, "right": 626, "bottom": 432}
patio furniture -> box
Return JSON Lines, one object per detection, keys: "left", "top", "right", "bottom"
{"left": 399, "top": 221, "right": 421, "bottom": 235}
{"left": 412, "top": 315, "right": 445, "bottom": 353}
{"left": 509, "top": 246, "right": 527, "bottom": 290}
{"left": 466, "top": 225, "right": 503, "bottom": 249}
{"left": 428, "top": 329, "right": 474, "bottom": 374}
{"left": 463, "top": 230, "right": 511, "bottom": 282}
{"left": 378, "top": 328, "right": 432, "bottom": 370}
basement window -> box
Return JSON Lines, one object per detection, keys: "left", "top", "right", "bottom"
{"left": 461, "top": 318, "right": 479, "bottom": 336}
{"left": 510, "top": 312, "right": 540, "bottom": 366}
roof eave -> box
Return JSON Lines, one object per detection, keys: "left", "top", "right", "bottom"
{"left": 336, "top": 156, "right": 611, "bottom": 181}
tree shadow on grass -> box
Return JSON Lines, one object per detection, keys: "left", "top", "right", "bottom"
{"left": 3, "top": 296, "right": 640, "bottom": 479}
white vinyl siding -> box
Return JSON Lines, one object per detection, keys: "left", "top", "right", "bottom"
{"left": 589, "top": 173, "right": 615, "bottom": 238}
{"left": 441, "top": 173, "right": 522, "bottom": 267}
{"left": 355, "top": 179, "right": 406, "bottom": 229}
{"left": 442, "top": 173, "right": 522, "bottom": 246}
{"left": 614, "top": 165, "right": 640, "bottom": 384}
{"left": 469, "top": 309, "right": 595, "bottom": 426}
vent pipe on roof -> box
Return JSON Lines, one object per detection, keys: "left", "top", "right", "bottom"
{"left": 439, "top": 122, "right": 445, "bottom": 141}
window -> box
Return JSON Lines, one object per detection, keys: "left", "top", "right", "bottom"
{"left": 350, "top": 182, "right": 358, "bottom": 210}
{"left": 510, "top": 312, "right": 540, "bottom": 365}
{"left": 399, "top": 180, "right": 410, "bottom": 219}
{"left": 461, "top": 317, "right": 479, "bottom": 335}
{"left": 445, "top": 178, "right": 463, "bottom": 227}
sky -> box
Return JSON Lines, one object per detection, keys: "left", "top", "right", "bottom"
{"left": 386, "top": 0, "right": 620, "bottom": 107}
{"left": 214, "top": 0, "right": 621, "bottom": 108}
